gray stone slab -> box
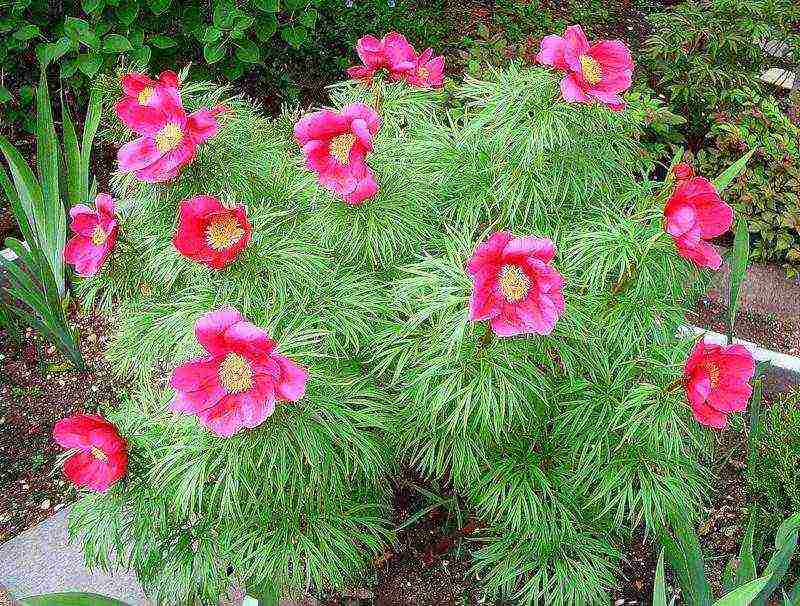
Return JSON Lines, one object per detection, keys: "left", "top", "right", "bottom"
{"left": 0, "top": 507, "right": 150, "bottom": 605}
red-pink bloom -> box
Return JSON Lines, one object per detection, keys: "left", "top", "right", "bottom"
{"left": 117, "top": 105, "right": 222, "bottom": 183}
{"left": 63, "top": 194, "right": 118, "bottom": 277}
{"left": 664, "top": 176, "right": 733, "bottom": 269}
{"left": 294, "top": 103, "right": 381, "bottom": 205}
{"left": 115, "top": 70, "right": 181, "bottom": 132}
{"left": 404, "top": 48, "right": 445, "bottom": 88}
{"left": 53, "top": 414, "right": 128, "bottom": 492}
{"left": 170, "top": 307, "right": 309, "bottom": 437}
{"left": 173, "top": 195, "right": 252, "bottom": 269}
{"left": 536, "top": 25, "right": 633, "bottom": 110}
{"left": 347, "top": 32, "right": 416, "bottom": 82}
{"left": 672, "top": 162, "right": 695, "bottom": 182}
{"left": 684, "top": 339, "right": 755, "bottom": 429}
{"left": 467, "top": 231, "right": 566, "bottom": 337}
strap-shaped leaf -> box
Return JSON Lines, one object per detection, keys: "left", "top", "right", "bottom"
{"left": 660, "top": 509, "right": 713, "bottom": 606}
{"left": 35, "top": 69, "right": 66, "bottom": 297}
{"left": 735, "top": 510, "right": 758, "bottom": 588}
{"left": 0, "top": 163, "right": 35, "bottom": 244}
{"left": 713, "top": 576, "right": 771, "bottom": 606}
{"left": 80, "top": 84, "right": 102, "bottom": 202}
{"left": 713, "top": 149, "right": 754, "bottom": 193}
{"left": 0, "top": 134, "right": 43, "bottom": 242}
{"left": 727, "top": 216, "right": 749, "bottom": 344}
{"left": 61, "top": 96, "right": 82, "bottom": 208}
{"left": 751, "top": 516, "right": 800, "bottom": 606}
{"left": 654, "top": 549, "right": 669, "bottom": 606}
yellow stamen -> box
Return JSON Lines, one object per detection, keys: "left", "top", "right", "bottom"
{"left": 137, "top": 86, "right": 155, "bottom": 105}
{"left": 579, "top": 55, "right": 602, "bottom": 85}
{"left": 91, "top": 225, "right": 107, "bottom": 246}
{"left": 155, "top": 121, "right": 184, "bottom": 153}
{"left": 205, "top": 216, "right": 245, "bottom": 251}
{"left": 218, "top": 352, "right": 253, "bottom": 393}
{"left": 329, "top": 133, "right": 356, "bottom": 164}
{"left": 701, "top": 362, "right": 721, "bottom": 389}
{"left": 499, "top": 265, "right": 530, "bottom": 303}
{"left": 90, "top": 446, "right": 108, "bottom": 462}
{"left": 417, "top": 66, "right": 430, "bottom": 80}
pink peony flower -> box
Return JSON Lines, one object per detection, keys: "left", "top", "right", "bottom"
{"left": 536, "top": 25, "right": 633, "bottom": 110}
{"left": 664, "top": 176, "right": 733, "bottom": 270}
{"left": 63, "top": 194, "right": 118, "bottom": 277}
{"left": 403, "top": 48, "right": 445, "bottom": 88}
{"left": 115, "top": 70, "right": 181, "bottom": 133}
{"left": 170, "top": 307, "right": 309, "bottom": 437}
{"left": 683, "top": 339, "right": 755, "bottom": 429}
{"left": 347, "top": 32, "right": 417, "bottom": 82}
{"left": 173, "top": 195, "right": 252, "bottom": 269}
{"left": 672, "top": 162, "right": 695, "bottom": 182}
{"left": 467, "top": 231, "right": 566, "bottom": 337}
{"left": 53, "top": 414, "right": 128, "bottom": 492}
{"left": 294, "top": 103, "right": 381, "bottom": 206}
{"left": 117, "top": 105, "right": 222, "bottom": 183}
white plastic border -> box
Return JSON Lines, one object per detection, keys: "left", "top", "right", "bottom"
{"left": 680, "top": 325, "right": 800, "bottom": 374}
{"left": 1, "top": 246, "right": 16, "bottom": 262}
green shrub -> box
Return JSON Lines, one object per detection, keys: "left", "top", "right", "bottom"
{"left": 643, "top": 0, "right": 800, "bottom": 136}
{"left": 746, "top": 388, "right": 800, "bottom": 533}
{"left": 695, "top": 89, "right": 800, "bottom": 276}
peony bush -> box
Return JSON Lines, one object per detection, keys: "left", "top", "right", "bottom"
{"left": 54, "top": 28, "right": 754, "bottom": 605}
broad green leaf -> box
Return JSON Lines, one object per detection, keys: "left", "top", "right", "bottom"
{"left": 255, "top": 15, "right": 278, "bottom": 41}
{"left": 299, "top": 8, "right": 317, "bottom": 28}
{"left": 714, "top": 577, "right": 772, "bottom": 606}
{"left": 149, "top": 34, "right": 176, "bottom": 48}
{"left": 234, "top": 14, "right": 255, "bottom": 31}
{"left": 20, "top": 592, "right": 132, "bottom": 606}
{"left": 235, "top": 39, "right": 259, "bottom": 63}
{"left": 0, "top": 86, "right": 12, "bottom": 104}
{"left": 19, "top": 85, "right": 35, "bottom": 105}
{"left": 253, "top": 0, "right": 278, "bottom": 11}
{"left": 14, "top": 24, "right": 40, "bottom": 41}
{"left": 654, "top": 550, "right": 669, "bottom": 606}
{"left": 64, "top": 17, "right": 90, "bottom": 38}
{"left": 79, "top": 29, "right": 101, "bottom": 49}
{"left": 103, "top": 34, "right": 132, "bottom": 52}
{"left": 283, "top": 0, "right": 303, "bottom": 10}
{"left": 280, "top": 24, "right": 307, "bottom": 48}
{"left": 81, "top": 0, "right": 105, "bottom": 13}
{"left": 116, "top": 0, "right": 139, "bottom": 26}
{"left": 77, "top": 53, "right": 103, "bottom": 76}
{"left": 213, "top": 0, "right": 239, "bottom": 29}
{"left": 147, "top": 0, "right": 170, "bottom": 14}
{"left": 59, "top": 58, "right": 78, "bottom": 79}
{"left": 129, "top": 45, "right": 151, "bottom": 64}
{"left": 714, "top": 149, "right": 755, "bottom": 193}
{"left": 727, "top": 216, "right": 749, "bottom": 343}
{"left": 204, "top": 42, "right": 226, "bottom": 64}
{"left": 204, "top": 27, "right": 223, "bottom": 43}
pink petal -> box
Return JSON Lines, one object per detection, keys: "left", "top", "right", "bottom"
{"left": 121, "top": 72, "right": 151, "bottom": 96}
{"left": 560, "top": 74, "right": 590, "bottom": 103}
{"left": 589, "top": 40, "right": 634, "bottom": 73}
{"left": 53, "top": 414, "right": 108, "bottom": 449}
{"left": 196, "top": 395, "right": 245, "bottom": 437}
{"left": 344, "top": 171, "right": 379, "bottom": 205}
{"left": 118, "top": 136, "right": 163, "bottom": 172}
{"left": 503, "top": 236, "right": 555, "bottom": 262}
{"left": 223, "top": 320, "right": 276, "bottom": 362}
{"left": 272, "top": 355, "right": 308, "bottom": 402}
{"left": 135, "top": 142, "right": 195, "bottom": 182}
{"left": 170, "top": 357, "right": 222, "bottom": 391}
{"left": 195, "top": 307, "right": 243, "bottom": 355}
{"left": 689, "top": 400, "right": 728, "bottom": 429}
{"left": 94, "top": 194, "right": 115, "bottom": 218}
{"left": 115, "top": 98, "right": 168, "bottom": 136}
{"left": 563, "top": 25, "right": 590, "bottom": 70}
{"left": 537, "top": 34, "right": 568, "bottom": 69}
{"left": 186, "top": 108, "right": 220, "bottom": 145}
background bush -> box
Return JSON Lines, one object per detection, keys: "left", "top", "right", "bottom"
{"left": 695, "top": 89, "right": 800, "bottom": 276}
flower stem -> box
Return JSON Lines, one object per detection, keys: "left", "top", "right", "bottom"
{"left": 665, "top": 377, "right": 685, "bottom": 393}
{"left": 479, "top": 327, "right": 494, "bottom": 351}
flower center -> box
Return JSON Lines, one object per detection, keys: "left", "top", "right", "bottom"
{"left": 155, "top": 121, "right": 184, "bottom": 153}
{"left": 205, "top": 216, "right": 245, "bottom": 251}
{"left": 579, "top": 55, "right": 602, "bottom": 85}
{"left": 701, "top": 362, "right": 721, "bottom": 389}
{"left": 137, "top": 86, "right": 155, "bottom": 105}
{"left": 417, "top": 66, "right": 430, "bottom": 80}
{"left": 90, "top": 446, "right": 108, "bottom": 462}
{"left": 499, "top": 264, "right": 530, "bottom": 302}
{"left": 91, "top": 225, "right": 107, "bottom": 246}
{"left": 329, "top": 133, "right": 356, "bottom": 164}
{"left": 218, "top": 352, "right": 254, "bottom": 393}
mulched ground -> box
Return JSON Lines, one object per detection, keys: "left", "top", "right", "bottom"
{"left": 0, "top": 308, "right": 122, "bottom": 543}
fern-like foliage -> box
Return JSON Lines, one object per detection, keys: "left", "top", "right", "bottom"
{"left": 71, "top": 61, "right": 715, "bottom": 605}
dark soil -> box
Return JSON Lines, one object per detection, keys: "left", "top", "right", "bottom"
{"left": 0, "top": 308, "right": 123, "bottom": 543}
